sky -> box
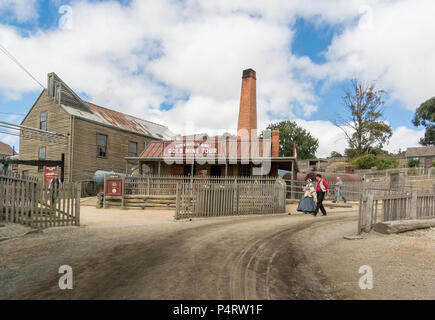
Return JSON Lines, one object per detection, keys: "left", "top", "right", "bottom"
{"left": 0, "top": 0, "right": 432, "bottom": 157}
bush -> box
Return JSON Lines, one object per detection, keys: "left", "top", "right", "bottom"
{"left": 352, "top": 154, "right": 378, "bottom": 169}
{"left": 352, "top": 155, "right": 399, "bottom": 170}
{"left": 432, "top": 162, "right": 435, "bottom": 168}
{"left": 375, "top": 157, "right": 399, "bottom": 170}
{"left": 408, "top": 159, "right": 420, "bottom": 168}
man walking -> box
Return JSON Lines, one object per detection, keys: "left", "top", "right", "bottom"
{"left": 333, "top": 176, "right": 347, "bottom": 203}
{"left": 314, "top": 174, "right": 329, "bottom": 216}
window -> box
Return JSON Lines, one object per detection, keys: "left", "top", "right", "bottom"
{"left": 38, "top": 146, "right": 46, "bottom": 172}
{"left": 39, "top": 146, "right": 46, "bottom": 160}
{"left": 40, "top": 111, "right": 47, "bottom": 131}
{"left": 129, "top": 141, "right": 138, "bottom": 157}
{"left": 143, "top": 141, "right": 148, "bottom": 151}
{"left": 97, "top": 134, "right": 107, "bottom": 158}
{"left": 238, "top": 164, "right": 251, "bottom": 177}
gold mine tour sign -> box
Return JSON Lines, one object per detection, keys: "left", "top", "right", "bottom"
{"left": 163, "top": 141, "right": 224, "bottom": 157}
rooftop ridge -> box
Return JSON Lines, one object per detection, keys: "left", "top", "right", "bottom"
{"left": 84, "top": 101, "right": 169, "bottom": 129}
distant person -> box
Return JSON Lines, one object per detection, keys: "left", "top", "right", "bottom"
{"left": 314, "top": 174, "right": 330, "bottom": 216}
{"left": 333, "top": 176, "right": 347, "bottom": 203}
{"left": 297, "top": 178, "right": 317, "bottom": 214}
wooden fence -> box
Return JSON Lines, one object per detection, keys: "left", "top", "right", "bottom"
{"left": 0, "top": 172, "right": 80, "bottom": 228}
{"left": 125, "top": 175, "right": 278, "bottom": 196}
{"left": 175, "top": 181, "right": 286, "bottom": 219}
{"left": 358, "top": 191, "right": 435, "bottom": 234}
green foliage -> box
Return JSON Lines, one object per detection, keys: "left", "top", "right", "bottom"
{"left": 337, "top": 79, "right": 392, "bottom": 156}
{"left": 352, "top": 154, "right": 399, "bottom": 170}
{"left": 262, "top": 121, "right": 319, "bottom": 159}
{"left": 433, "top": 162, "right": 435, "bottom": 168}
{"left": 408, "top": 159, "right": 420, "bottom": 168}
{"left": 329, "top": 151, "right": 343, "bottom": 158}
{"left": 344, "top": 148, "right": 358, "bottom": 159}
{"left": 413, "top": 97, "right": 435, "bottom": 146}
{"left": 375, "top": 157, "right": 399, "bottom": 170}
{"left": 352, "top": 154, "right": 378, "bottom": 169}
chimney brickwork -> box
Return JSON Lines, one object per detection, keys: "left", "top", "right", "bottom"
{"left": 237, "top": 68, "right": 257, "bottom": 140}
{"left": 272, "top": 129, "right": 280, "bottom": 157}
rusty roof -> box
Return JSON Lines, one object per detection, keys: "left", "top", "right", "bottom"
{"left": 61, "top": 102, "right": 173, "bottom": 140}
{"left": 138, "top": 138, "right": 270, "bottom": 159}
{"left": 406, "top": 146, "right": 435, "bottom": 157}
{"left": 0, "top": 141, "right": 17, "bottom": 156}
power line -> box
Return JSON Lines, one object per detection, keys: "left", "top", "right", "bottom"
{"left": 0, "top": 112, "right": 26, "bottom": 116}
{"left": 0, "top": 43, "right": 45, "bottom": 89}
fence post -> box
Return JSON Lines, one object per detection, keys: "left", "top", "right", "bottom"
{"left": 175, "top": 183, "right": 180, "bottom": 220}
{"left": 147, "top": 177, "right": 150, "bottom": 195}
{"left": 75, "top": 183, "right": 81, "bottom": 226}
{"left": 365, "top": 194, "right": 374, "bottom": 232}
{"left": 410, "top": 192, "right": 418, "bottom": 219}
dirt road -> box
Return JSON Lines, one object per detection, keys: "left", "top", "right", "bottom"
{"left": 1, "top": 210, "right": 433, "bottom": 299}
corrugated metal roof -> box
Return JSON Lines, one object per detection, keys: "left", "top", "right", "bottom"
{"left": 62, "top": 102, "right": 174, "bottom": 140}
{"left": 406, "top": 146, "right": 435, "bottom": 157}
{"left": 138, "top": 138, "right": 270, "bottom": 159}
{"left": 0, "top": 141, "right": 17, "bottom": 156}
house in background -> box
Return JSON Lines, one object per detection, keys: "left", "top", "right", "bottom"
{"left": 0, "top": 141, "right": 17, "bottom": 160}
{"left": 129, "top": 69, "right": 298, "bottom": 178}
{"left": 18, "top": 73, "right": 173, "bottom": 182}
{"left": 405, "top": 146, "right": 435, "bottom": 169}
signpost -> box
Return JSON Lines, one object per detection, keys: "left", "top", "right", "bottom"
{"left": 103, "top": 173, "right": 125, "bottom": 209}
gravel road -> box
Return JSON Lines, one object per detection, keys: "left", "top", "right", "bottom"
{"left": 1, "top": 210, "right": 433, "bottom": 300}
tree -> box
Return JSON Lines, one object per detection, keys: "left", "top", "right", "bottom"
{"left": 412, "top": 97, "right": 435, "bottom": 146}
{"left": 335, "top": 79, "right": 393, "bottom": 156}
{"left": 262, "top": 121, "right": 319, "bottom": 159}
{"left": 329, "top": 151, "right": 343, "bottom": 158}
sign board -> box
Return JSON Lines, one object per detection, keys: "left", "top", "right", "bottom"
{"left": 44, "top": 167, "right": 58, "bottom": 187}
{"left": 163, "top": 141, "right": 224, "bottom": 158}
{"left": 103, "top": 173, "right": 125, "bottom": 209}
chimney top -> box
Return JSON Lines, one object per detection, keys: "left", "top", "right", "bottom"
{"left": 242, "top": 68, "right": 256, "bottom": 79}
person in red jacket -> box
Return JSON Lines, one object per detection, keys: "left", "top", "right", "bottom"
{"left": 314, "top": 173, "right": 330, "bottom": 216}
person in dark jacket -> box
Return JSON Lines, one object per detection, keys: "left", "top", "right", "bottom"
{"left": 314, "top": 174, "right": 330, "bottom": 216}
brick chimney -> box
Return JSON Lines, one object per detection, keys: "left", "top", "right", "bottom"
{"left": 237, "top": 68, "right": 257, "bottom": 140}
{"left": 272, "top": 129, "right": 280, "bottom": 157}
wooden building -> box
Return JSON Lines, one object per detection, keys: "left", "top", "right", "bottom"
{"left": 406, "top": 146, "right": 435, "bottom": 169}
{"left": 18, "top": 73, "right": 173, "bottom": 182}
{"left": 128, "top": 69, "right": 298, "bottom": 178}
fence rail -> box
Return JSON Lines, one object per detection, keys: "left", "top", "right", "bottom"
{"left": 0, "top": 172, "right": 80, "bottom": 228}
{"left": 358, "top": 191, "right": 435, "bottom": 234}
{"left": 175, "top": 181, "right": 286, "bottom": 219}
{"left": 125, "top": 175, "right": 278, "bottom": 196}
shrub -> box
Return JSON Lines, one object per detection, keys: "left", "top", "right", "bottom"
{"left": 408, "top": 159, "right": 420, "bottom": 168}
{"left": 352, "top": 154, "right": 378, "bottom": 169}
{"left": 375, "top": 157, "right": 399, "bottom": 170}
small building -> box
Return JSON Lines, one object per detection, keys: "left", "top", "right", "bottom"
{"left": 0, "top": 141, "right": 17, "bottom": 160}
{"left": 129, "top": 69, "right": 298, "bottom": 179}
{"left": 297, "top": 158, "right": 329, "bottom": 172}
{"left": 405, "top": 146, "right": 435, "bottom": 168}
{"left": 18, "top": 73, "right": 173, "bottom": 182}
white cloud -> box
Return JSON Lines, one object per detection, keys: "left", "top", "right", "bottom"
{"left": 318, "top": 0, "right": 435, "bottom": 109}
{"left": 0, "top": 0, "right": 431, "bottom": 157}
{"left": 0, "top": 0, "right": 38, "bottom": 22}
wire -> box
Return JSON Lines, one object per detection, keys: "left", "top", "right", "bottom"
{"left": 0, "top": 43, "right": 45, "bottom": 89}
{"left": 0, "top": 112, "right": 26, "bottom": 116}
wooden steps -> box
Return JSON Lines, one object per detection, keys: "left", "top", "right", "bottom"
{"left": 123, "top": 195, "right": 176, "bottom": 210}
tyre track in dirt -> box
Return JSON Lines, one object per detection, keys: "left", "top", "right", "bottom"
{"left": 0, "top": 212, "right": 357, "bottom": 299}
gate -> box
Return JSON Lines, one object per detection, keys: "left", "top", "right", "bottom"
{"left": 175, "top": 180, "right": 286, "bottom": 219}
{"left": 0, "top": 172, "right": 81, "bottom": 228}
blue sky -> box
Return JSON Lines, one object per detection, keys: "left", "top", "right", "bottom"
{"left": 0, "top": 0, "right": 430, "bottom": 156}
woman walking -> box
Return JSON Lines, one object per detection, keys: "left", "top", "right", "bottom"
{"left": 297, "top": 178, "right": 317, "bottom": 214}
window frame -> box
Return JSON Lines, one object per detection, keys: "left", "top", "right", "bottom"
{"left": 38, "top": 146, "right": 46, "bottom": 172}
{"left": 128, "top": 141, "right": 138, "bottom": 158}
{"left": 40, "top": 111, "right": 47, "bottom": 131}
{"left": 96, "top": 133, "right": 108, "bottom": 158}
